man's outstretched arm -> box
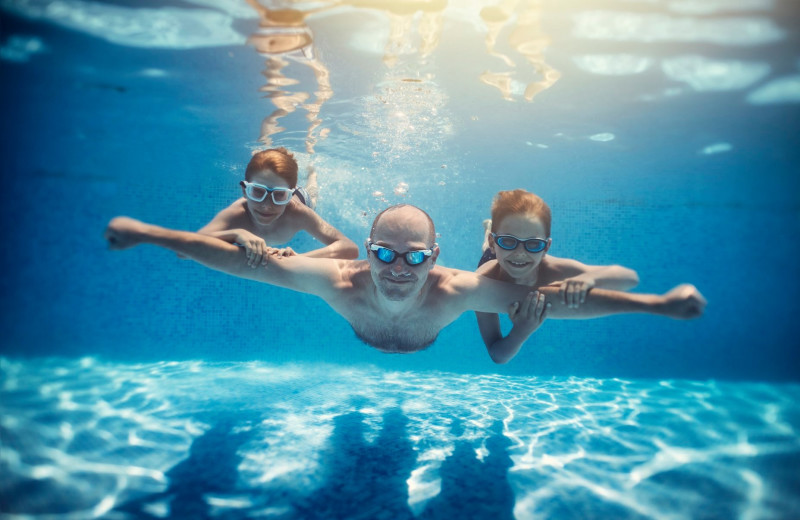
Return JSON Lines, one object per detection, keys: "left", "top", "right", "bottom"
{"left": 104, "top": 217, "right": 342, "bottom": 298}
{"left": 457, "top": 270, "right": 706, "bottom": 320}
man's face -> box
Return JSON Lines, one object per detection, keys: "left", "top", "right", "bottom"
{"left": 242, "top": 169, "right": 291, "bottom": 227}
{"left": 490, "top": 213, "right": 551, "bottom": 282}
{"left": 367, "top": 208, "right": 438, "bottom": 301}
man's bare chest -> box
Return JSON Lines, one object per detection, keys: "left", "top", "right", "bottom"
{"left": 335, "top": 300, "right": 447, "bottom": 353}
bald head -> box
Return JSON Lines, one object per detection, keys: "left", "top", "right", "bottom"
{"left": 370, "top": 204, "right": 436, "bottom": 245}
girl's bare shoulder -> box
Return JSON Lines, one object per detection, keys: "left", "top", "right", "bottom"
{"left": 475, "top": 260, "right": 505, "bottom": 281}
{"left": 538, "top": 255, "right": 586, "bottom": 284}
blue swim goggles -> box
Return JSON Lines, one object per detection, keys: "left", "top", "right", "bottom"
{"left": 491, "top": 233, "right": 548, "bottom": 253}
{"left": 241, "top": 181, "right": 294, "bottom": 205}
{"left": 368, "top": 242, "right": 434, "bottom": 266}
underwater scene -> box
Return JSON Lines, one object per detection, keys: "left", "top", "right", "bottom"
{"left": 1, "top": 0, "right": 799, "bottom": 518}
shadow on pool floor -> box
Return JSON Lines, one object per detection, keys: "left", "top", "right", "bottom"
{"left": 113, "top": 409, "right": 515, "bottom": 520}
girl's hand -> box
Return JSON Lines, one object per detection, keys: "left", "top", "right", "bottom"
{"left": 508, "top": 291, "right": 549, "bottom": 335}
{"left": 558, "top": 275, "right": 596, "bottom": 308}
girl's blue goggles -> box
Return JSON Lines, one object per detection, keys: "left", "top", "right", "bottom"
{"left": 491, "top": 233, "right": 548, "bottom": 253}
{"left": 368, "top": 242, "right": 433, "bottom": 266}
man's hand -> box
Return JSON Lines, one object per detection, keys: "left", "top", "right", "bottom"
{"left": 105, "top": 217, "right": 147, "bottom": 250}
{"left": 661, "top": 284, "right": 707, "bottom": 319}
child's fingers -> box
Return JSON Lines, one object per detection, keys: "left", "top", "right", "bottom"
{"left": 520, "top": 291, "right": 536, "bottom": 318}
{"left": 246, "top": 244, "right": 257, "bottom": 267}
{"left": 568, "top": 282, "right": 582, "bottom": 308}
{"left": 508, "top": 301, "right": 519, "bottom": 317}
{"left": 534, "top": 292, "right": 547, "bottom": 320}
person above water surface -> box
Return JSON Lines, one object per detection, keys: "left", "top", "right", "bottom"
{"left": 476, "top": 189, "right": 642, "bottom": 364}
{"left": 105, "top": 204, "right": 706, "bottom": 354}
{"left": 198, "top": 147, "right": 358, "bottom": 262}
{"left": 244, "top": 0, "right": 334, "bottom": 154}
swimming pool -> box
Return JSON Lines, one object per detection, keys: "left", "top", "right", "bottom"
{"left": 1, "top": 0, "right": 799, "bottom": 518}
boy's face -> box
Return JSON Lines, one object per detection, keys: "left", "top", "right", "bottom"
{"left": 242, "top": 169, "right": 292, "bottom": 226}
{"left": 490, "top": 213, "right": 551, "bottom": 281}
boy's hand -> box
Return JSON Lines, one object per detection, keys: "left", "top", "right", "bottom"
{"left": 269, "top": 246, "right": 297, "bottom": 259}
{"left": 235, "top": 230, "right": 270, "bottom": 267}
{"left": 558, "top": 274, "right": 596, "bottom": 308}
{"left": 508, "top": 291, "right": 549, "bottom": 335}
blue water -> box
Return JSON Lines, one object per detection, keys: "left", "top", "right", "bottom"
{"left": 1, "top": 0, "right": 799, "bottom": 518}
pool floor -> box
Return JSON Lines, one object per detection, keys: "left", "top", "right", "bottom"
{"left": 2, "top": 357, "right": 798, "bottom": 519}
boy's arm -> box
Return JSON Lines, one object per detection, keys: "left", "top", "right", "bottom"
{"left": 297, "top": 208, "right": 359, "bottom": 260}
{"left": 105, "top": 217, "right": 343, "bottom": 299}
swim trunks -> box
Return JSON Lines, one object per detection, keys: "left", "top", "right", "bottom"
{"left": 477, "top": 248, "right": 496, "bottom": 268}
{"left": 294, "top": 186, "right": 313, "bottom": 208}
{"left": 252, "top": 26, "right": 315, "bottom": 61}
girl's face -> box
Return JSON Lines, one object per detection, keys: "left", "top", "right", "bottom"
{"left": 490, "top": 213, "right": 551, "bottom": 282}
{"left": 242, "top": 169, "right": 292, "bottom": 227}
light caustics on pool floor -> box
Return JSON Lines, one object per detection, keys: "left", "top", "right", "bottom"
{"left": 1, "top": 357, "right": 799, "bottom": 519}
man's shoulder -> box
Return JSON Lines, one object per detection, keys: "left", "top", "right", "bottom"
{"left": 318, "top": 259, "right": 372, "bottom": 307}
{"left": 271, "top": 257, "right": 367, "bottom": 302}
{"left": 331, "top": 258, "right": 370, "bottom": 285}
{"left": 430, "top": 265, "right": 482, "bottom": 294}
{"left": 423, "top": 265, "right": 505, "bottom": 316}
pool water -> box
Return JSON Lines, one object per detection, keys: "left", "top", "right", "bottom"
{"left": 1, "top": 0, "right": 799, "bottom": 518}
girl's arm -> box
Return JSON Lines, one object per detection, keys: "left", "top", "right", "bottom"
{"left": 475, "top": 291, "right": 548, "bottom": 364}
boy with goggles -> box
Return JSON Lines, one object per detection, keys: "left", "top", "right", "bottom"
{"left": 198, "top": 147, "right": 357, "bottom": 264}
{"left": 475, "top": 189, "right": 642, "bottom": 363}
